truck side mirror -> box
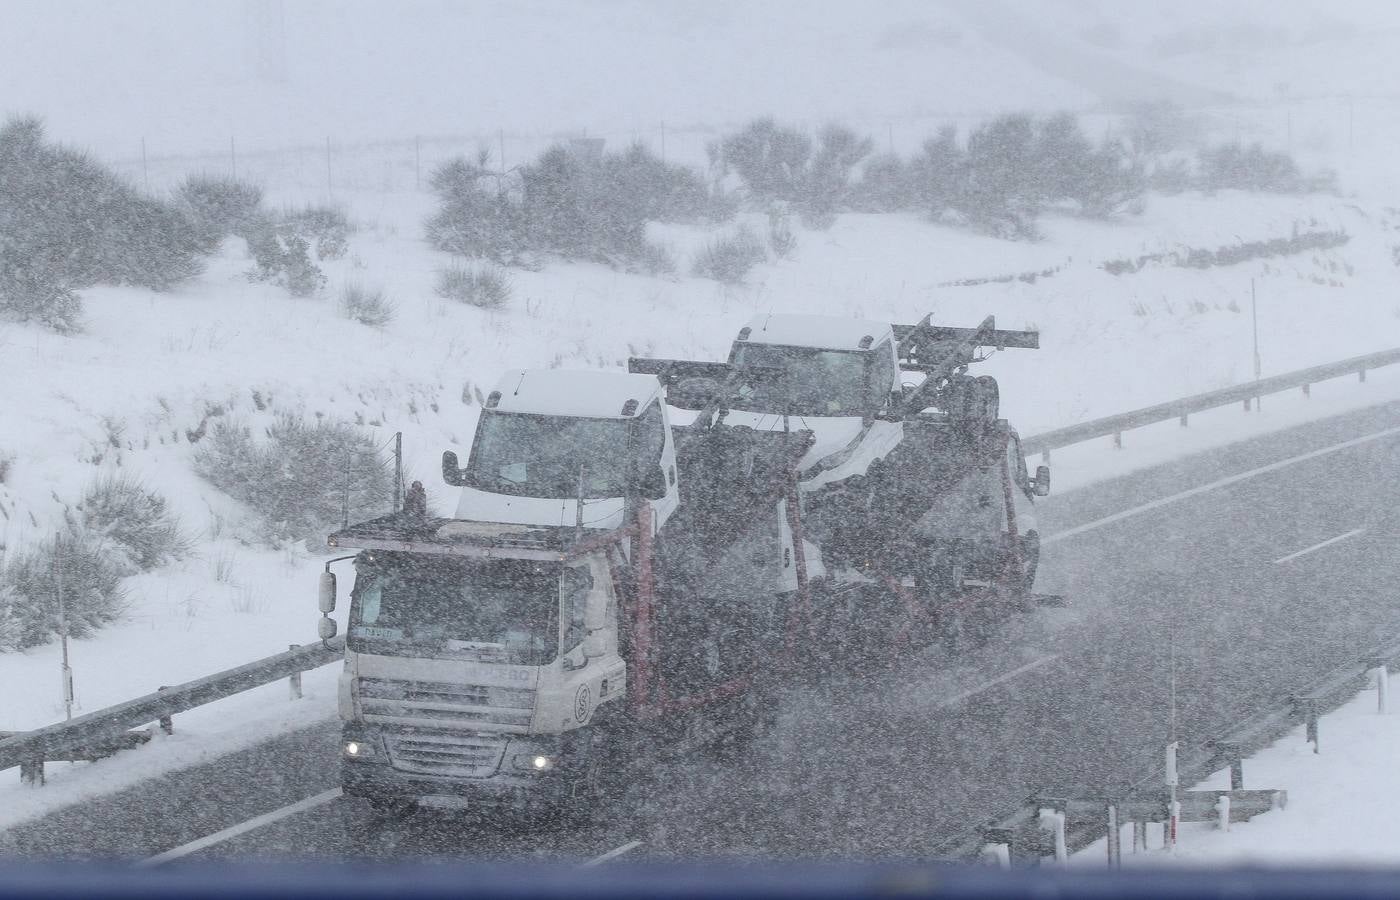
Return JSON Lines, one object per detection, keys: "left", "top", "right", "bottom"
{"left": 1033, "top": 465, "right": 1051, "bottom": 496}
{"left": 318, "top": 571, "right": 337, "bottom": 613}
{"left": 318, "top": 617, "right": 338, "bottom": 641}
{"left": 442, "top": 451, "right": 467, "bottom": 487}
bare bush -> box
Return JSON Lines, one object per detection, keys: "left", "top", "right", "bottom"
{"left": 193, "top": 415, "right": 389, "bottom": 544}
{"left": 435, "top": 263, "right": 512, "bottom": 309}
{"left": 692, "top": 226, "right": 767, "bottom": 284}
{"left": 340, "top": 282, "right": 396, "bottom": 327}
{"left": 245, "top": 219, "right": 326, "bottom": 297}
{"left": 77, "top": 474, "right": 189, "bottom": 574}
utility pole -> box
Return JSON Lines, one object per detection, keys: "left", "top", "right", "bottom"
{"left": 1252, "top": 278, "right": 1262, "bottom": 409}
{"left": 141, "top": 137, "right": 149, "bottom": 192}
{"left": 55, "top": 543, "right": 74, "bottom": 721}
{"left": 414, "top": 135, "right": 421, "bottom": 190}
{"left": 326, "top": 136, "right": 333, "bottom": 199}
{"left": 230, "top": 136, "right": 237, "bottom": 179}
{"left": 660, "top": 121, "right": 666, "bottom": 163}
{"left": 498, "top": 128, "right": 506, "bottom": 176}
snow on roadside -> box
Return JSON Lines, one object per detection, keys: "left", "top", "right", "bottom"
{"left": 1073, "top": 679, "right": 1400, "bottom": 867}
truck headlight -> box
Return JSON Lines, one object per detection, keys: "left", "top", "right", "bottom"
{"left": 513, "top": 753, "right": 554, "bottom": 772}
{"left": 344, "top": 739, "right": 376, "bottom": 759}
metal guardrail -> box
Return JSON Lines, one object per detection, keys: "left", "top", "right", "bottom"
{"left": 0, "top": 636, "right": 345, "bottom": 780}
{"left": 935, "top": 638, "right": 1400, "bottom": 863}
{"left": 1021, "top": 347, "right": 1400, "bottom": 461}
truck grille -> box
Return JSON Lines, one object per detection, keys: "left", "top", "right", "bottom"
{"left": 387, "top": 732, "right": 506, "bottom": 778}
{"left": 358, "top": 677, "right": 534, "bottom": 729}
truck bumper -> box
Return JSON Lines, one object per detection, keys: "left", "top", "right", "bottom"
{"left": 339, "top": 724, "right": 584, "bottom": 813}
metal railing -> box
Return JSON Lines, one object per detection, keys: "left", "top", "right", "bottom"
{"left": 0, "top": 636, "right": 345, "bottom": 783}
{"left": 1021, "top": 347, "right": 1400, "bottom": 461}
{"left": 935, "top": 637, "right": 1400, "bottom": 863}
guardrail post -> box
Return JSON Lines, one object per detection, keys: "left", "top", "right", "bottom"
{"left": 1106, "top": 803, "right": 1122, "bottom": 868}
{"left": 1112, "top": 431, "right": 1122, "bottom": 450}
{"left": 1302, "top": 383, "right": 1311, "bottom": 399}
{"left": 1293, "top": 696, "right": 1319, "bottom": 753}
{"left": 1214, "top": 794, "right": 1231, "bottom": 831}
{"left": 20, "top": 757, "right": 44, "bottom": 787}
{"left": 1041, "top": 449, "right": 1050, "bottom": 466}
{"left": 1243, "top": 397, "right": 1252, "bottom": 412}
{"left": 977, "top": 826, "right": 1014, "bottom": 867}
{"left": 1037, "top": 801, "right": 1068, "bottom": 864}
{"left": 158, "top": 685, "right": 173, "bottom": 735}
{"left": 1132, "top": 819, "right": 1147, "bottom": 852}
{"left": 1368, "top": 661, "right": 1389, "bottom": 714}
{"left": 1359, "top": 368, "right": 1367, "bottom": 383}
{"left": 1179, "top": 413, "right": 1188, "bottom": 427}
{"left": 289, "top": 644, "right": 303, "bottom": 700}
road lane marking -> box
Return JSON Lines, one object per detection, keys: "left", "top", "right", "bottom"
{"left": 1273, "top": 528, "right": 1366, "bottom": 565}
{"left": 135, "top": 788, "right": 343, "bottom": 868}
{"left": 581, "top": 839, "right": 643, "bottom": 867}
{"left": 940, "top": 655, "right": 1061, "bottom": 708}
{"left": 1043, "top": 424, "right": 1400, "bottom": 545}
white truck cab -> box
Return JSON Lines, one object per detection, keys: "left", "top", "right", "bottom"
{"left": 720, "top": 314, "right": 905, "bottom": 491}
{"left": 446, "top": 369, "right": 680, "bottom": 533}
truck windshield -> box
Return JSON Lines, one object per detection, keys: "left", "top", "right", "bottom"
{"left": 730, "top": 343, "right": 870, "bottom": 417}
{"left": 468, "top": 411, "right": 631, "bottom": 498}
{"left": 348, "top": 553, "right": 586, "bottom": 665}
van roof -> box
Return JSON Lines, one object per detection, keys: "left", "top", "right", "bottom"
{"left": 487, "top": 369, "right": 663, "bottom": 418}
{"left": 736, "top": 313, "right": 893, "bottom": 351}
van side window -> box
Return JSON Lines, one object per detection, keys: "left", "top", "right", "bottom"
{"left": 868, "top": 339, "right": 897, "bottom": 411}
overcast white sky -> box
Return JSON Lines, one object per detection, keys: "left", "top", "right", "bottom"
{"left": 3, "top": 0, "right": 1397, "bottom": 159}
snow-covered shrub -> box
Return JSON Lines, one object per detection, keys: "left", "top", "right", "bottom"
{"left": 0, "top": 531, "right": 128, "bottom": 651}
{"left": 193, "top": 415, "right": 389, "bottom": 544}
{"left": 635, "top": 241, "right": 677, "bottom": 277}
{"left": 425, "top": 154, "right": 524, "bottom": 263}
{"left": 692, "top": 226, "right": 766, "bottom": 284}
{"left": 176, "top": 173, "right": 264, "bottom": 250}
{"left": 427, "top": 143, "right": 720, "bottom": 270}
{"left": 435, "top": 263, "right": 512, "bottom": 309}
{"left": 712, "top": 119, "right": 871, "bottom": 226}
{"left": 340, "top": 282, "right": 396, "bottom": 327}
{"left": 1197, "top": 142, "right": 1304, "bottom": 193}
{"left": 0, "top": 116, "right": 208, "bottom": 331}
{"left": 77, "top": 474, "right": 188, "bottom": 574}
{"left": 245, "top": 219, "right": 325, "bottom": 297}
{"left": 280, "top": 204, "right": 352, "bottom": 260}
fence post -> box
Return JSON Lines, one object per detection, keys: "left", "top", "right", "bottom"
{"left": 158, "top": 685, "right": 173, "bottom": 735}
{"left": 289, "top": 644, "right": 303, "bottom": 700}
